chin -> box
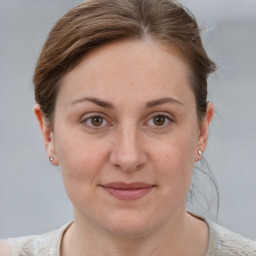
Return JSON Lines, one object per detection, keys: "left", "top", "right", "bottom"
{"left": 100, "top": 209, "right": 158, "bottom": 238}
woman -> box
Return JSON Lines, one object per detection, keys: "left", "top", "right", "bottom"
{"left": 1, "top": 0, "right": 256, "bottom": 255}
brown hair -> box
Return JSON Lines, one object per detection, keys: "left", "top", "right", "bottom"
{"left": 34, "top": 0, "right": 216, "bottom": 128}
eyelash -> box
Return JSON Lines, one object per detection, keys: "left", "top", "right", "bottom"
{"left": 145, "top": 113, "right": 173, "bottom": 129}
{"left": 81, "top": 113, "right": 111, "bottom": 130}
{"left": 81, "top": 113, "right": 174, "bottom": 130}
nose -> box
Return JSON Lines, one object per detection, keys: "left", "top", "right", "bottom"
{"left": 109, "top": 125, "right": 147, "bottom": 172}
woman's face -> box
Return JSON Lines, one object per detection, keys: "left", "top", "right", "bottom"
{"left": 35, "top": 40, "right": 212, "bottom": 237}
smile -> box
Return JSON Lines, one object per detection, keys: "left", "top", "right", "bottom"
{"left": 100, "top": 182, "right": 155, "bottom": 200}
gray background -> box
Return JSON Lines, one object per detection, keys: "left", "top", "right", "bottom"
{"left": 0, "top": 0, "right": 255, "bottom": 240}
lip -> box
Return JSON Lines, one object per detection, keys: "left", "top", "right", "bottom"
{"left": 100, "top": 182, "right": 155, "bottom": 200}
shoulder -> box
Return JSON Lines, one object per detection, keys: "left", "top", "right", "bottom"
{"left": 0, "top": 239, "right": 12, "bottom": 256}
{"left": 8, "top": 229, "right": 59, "bottom": 256}
{"left": 7, "top": 222, "right": 72, "bottom": 256}
{"left": 205, "top": 218, "right": 256, "bottom": 255}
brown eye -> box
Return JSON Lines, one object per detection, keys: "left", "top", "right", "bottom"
{"left": 82, "top": 114, "right": 110, "bottom": 130}
{"left": 153, "top": 115, "right": 166, "bottom": 126}
{"left": 91, "top": 116, "right": 104, "bottom": 126}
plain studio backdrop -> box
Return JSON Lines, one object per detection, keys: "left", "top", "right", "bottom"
{"left": 0, "top": 0, "right": 255, "bottom": 240}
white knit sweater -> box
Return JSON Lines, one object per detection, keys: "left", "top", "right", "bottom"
{"left": 8, "top": 217, "right": 256, "bottom": 255}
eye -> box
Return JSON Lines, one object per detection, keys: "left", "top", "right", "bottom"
{"left": 146, "top": 114, "right": 173, "bottom": 128}
{"left": 152, "top": 115, "right": 167, "bottom": 126}
{"left": 81, "top": 114, "right": 109, "bottom": 129}
{"left": 90, "top": 116, "right": 104, "bottom": 127}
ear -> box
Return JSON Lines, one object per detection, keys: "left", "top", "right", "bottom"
{"left": 33, "top": 104, "right": 59, "bottom": 165}
{"left": 195, "top": 102, "right": 214, "bottom": 162}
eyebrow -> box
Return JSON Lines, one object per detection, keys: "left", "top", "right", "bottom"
{"left": 70, "top": 96, "right": 184, "bottom": 108}
{"left": 146, "top": 97, "right": 184, "bottom": 108}
{"left": 71, "top": 97, "right": 114, "bottom": 108}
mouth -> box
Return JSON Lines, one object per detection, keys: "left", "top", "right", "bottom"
{"left": 100, "top": 182, "right": 155, "bottom": 200}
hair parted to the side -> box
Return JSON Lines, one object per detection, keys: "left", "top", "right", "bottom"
{"left": 33, "top": 0, "right": 216, "bottom": 129}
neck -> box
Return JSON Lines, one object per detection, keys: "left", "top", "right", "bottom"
{"left": 61, "top": 211, "right": 208, "bottom": 256}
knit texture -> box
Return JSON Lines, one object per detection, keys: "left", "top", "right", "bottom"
{"left": 8, "top": 222, "right": 71, "bottom": 256}
{"left": 205, "top": 218, "right": 256, "bottom": 255}
{"left": 8, "top": 218, "right": 256, "bottom": 255}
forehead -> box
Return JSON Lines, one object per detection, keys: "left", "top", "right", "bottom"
{"left": 57, "top": 40, "right": 194, "bottom": 107}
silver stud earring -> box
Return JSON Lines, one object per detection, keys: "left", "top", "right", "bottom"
{"left": 49, "top": 156, "right": 54, "bottom": 162}
{"left": 198, "top": 149, "right": 203, "bottom": 156}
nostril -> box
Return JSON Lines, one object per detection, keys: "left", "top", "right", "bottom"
{"left": 114, "top": 161, "right": 146, "bottom": 172}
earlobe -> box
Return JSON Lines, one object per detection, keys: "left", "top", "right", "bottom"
{"left": 33, "top": 104, "right": 59, "bottom": 165}
{"left": 195, "top": 102, "right": 214, "bottom": 162}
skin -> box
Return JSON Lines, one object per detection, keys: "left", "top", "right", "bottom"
{"left": 33, "top": 40, "right": 214, "bottom": 256}
{"left": 0, "top": 240, "right": 12, "bottom": 256}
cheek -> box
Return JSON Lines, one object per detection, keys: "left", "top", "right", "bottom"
{"left": 55, "top": 137, "right": 111, "bottom": 213}
{"left": 150, "top": 130, "right": 198, "bottom": 192}
{"left": 54, "top": 133, "right": 108, "bottom": 192}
